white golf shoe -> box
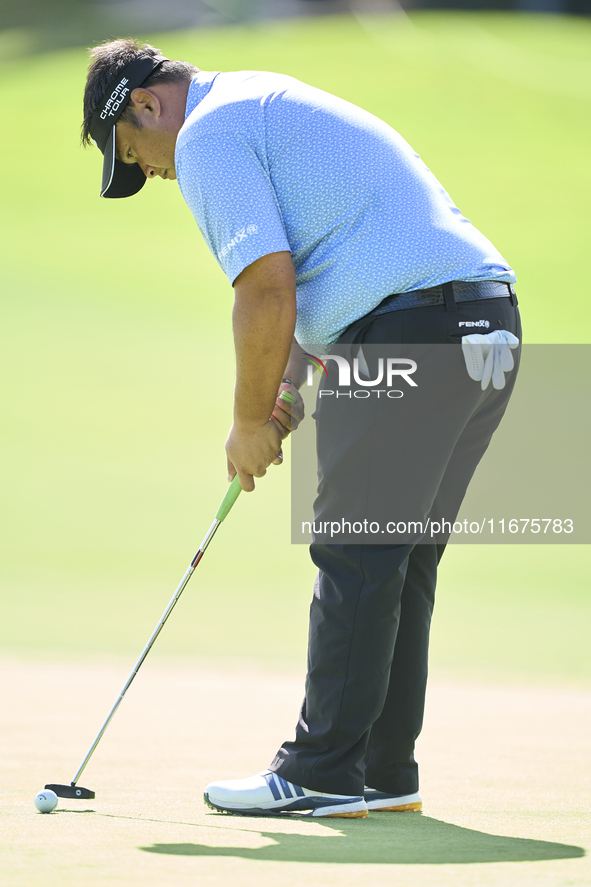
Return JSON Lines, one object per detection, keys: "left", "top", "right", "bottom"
{"left": 364, "top": 788, "right": 422, "bottom": 812}
{"left": 204, "top": 770, "right": 368, "bottom": 818}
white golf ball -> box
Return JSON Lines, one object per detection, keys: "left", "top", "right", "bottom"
{"left": 34, "top": 790, "right": 58, "bottom": 813}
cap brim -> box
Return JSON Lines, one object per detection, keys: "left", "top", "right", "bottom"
{"left": 100, "top": 126, "right": 146, "bottom": 199}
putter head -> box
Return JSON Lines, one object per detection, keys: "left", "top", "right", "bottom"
{"left": 45, "top": 783, "right": 95, "bottom": 799}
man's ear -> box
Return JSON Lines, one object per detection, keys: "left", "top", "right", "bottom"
{"left": 129, "top": 88, "right": 161, "bottom": 121}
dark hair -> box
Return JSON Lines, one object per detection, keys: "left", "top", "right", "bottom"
{"left": 81, "top": 38, "right": 198, "bottom": 146}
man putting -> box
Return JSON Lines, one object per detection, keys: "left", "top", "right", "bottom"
{"left": 82, "top": 39, "right": 521, "bottom": 819}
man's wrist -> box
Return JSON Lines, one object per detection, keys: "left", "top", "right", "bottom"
{"left": 232, "top": 414, "right": 269, "bottom": 432}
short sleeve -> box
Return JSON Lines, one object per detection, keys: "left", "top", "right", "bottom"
{"left": 175, "top": 131, "right": 292, "bottom": 283}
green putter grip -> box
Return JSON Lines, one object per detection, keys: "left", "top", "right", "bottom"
{"left": 216, "top": 474, "right": 242, "bottom": 522}
{"left": 279, "top": 390, "right": 298, "bottom": 404}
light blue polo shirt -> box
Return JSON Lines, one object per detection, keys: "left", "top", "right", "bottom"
{"left": 175, "top": 71, "right": 516, "bottom": 345}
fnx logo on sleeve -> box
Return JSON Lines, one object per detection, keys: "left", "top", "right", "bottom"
{"left": 218, "top": 225, "right": 259, "bottom": 260}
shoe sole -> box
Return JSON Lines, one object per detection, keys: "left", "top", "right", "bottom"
{"left": 320, "top": 809, "right": 368, "bottom": 818}
{"left": 365, "top": 790, "right": 422, "bottom": 812}
{"left": 368, "top": 801, "right": 422, "bottom": 812}
{"left": 204, "top": 793, "right": 368, "bottom": 818}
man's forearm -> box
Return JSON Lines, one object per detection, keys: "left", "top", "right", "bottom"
{"left": 233, "top": 294, "right": 295, "bottom": 425}
{"left": 232, "top": 253, "right": 297, "bottom": 427}
{"left": 282, "top": 338, "right": 309, "bottom": 390}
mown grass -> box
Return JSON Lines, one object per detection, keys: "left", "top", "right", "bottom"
{"left": 1, "top": 11, "right": 589, "bottom": 680}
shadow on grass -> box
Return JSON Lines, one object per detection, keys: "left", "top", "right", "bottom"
{"left": 54, "top": 809, "right": 95, "bottom": 814}
{"left": 139, "top": 815, "right": 585, "bottom": 865}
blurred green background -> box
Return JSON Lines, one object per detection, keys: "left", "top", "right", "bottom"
{"left": 1, "top": 11, "right": 589, "bottom": 683}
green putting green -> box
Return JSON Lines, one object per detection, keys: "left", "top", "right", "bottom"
{"left": 0, "top": 11, "right": 589, "bottom": 681}
{"left": 1, "top": 659, "right": 590, "bottom": 887}
{"left": 1, "top": 16, "right": 590, "bottom": 887}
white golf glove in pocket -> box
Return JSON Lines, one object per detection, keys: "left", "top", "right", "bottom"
{"left": 461, "top": 330, "right": 520, "bottom": 390}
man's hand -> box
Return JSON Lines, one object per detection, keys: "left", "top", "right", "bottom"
{"left": 226, "top": 383, "right": 305, "bottom": 492}
{"left": 271, "top": 381, "right": 305, "bottom": 439}
{"left": 226, "top": 420, "right": 284, "bottom": 492}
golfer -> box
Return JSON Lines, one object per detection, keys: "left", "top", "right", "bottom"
{"left": 82, "top": 39, "right": 521, "bottom": 818}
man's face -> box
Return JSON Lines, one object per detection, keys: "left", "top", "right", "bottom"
{"left": 115, "top": 113, "right": 177, "bottom": 182}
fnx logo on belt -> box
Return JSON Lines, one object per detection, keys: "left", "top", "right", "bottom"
{"left": 304, "top": 352, "right": 418, "bottom": 399}
{"left": 100, "top": 77, "right": 130, "bottom": 120}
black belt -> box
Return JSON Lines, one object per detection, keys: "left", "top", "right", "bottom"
{"left": 371, "top": 280, "right": 517, "bottom": 316}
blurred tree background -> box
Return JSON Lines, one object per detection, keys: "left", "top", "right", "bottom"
{"left": 1, "top": 1, "right": 589, "bottom": 679}
{"left": 1, "top": 0, "right": 589, "bottom": 56}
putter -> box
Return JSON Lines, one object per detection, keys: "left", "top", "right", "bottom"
{"left": 45, "top": 475, "right": 242, "bottom": 800}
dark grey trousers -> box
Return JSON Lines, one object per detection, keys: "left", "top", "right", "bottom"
{"left": 270, "top": 294, "right": 522, "bottom": 796}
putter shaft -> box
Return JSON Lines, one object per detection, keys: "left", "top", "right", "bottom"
{"left": 70, "top": 477, "right": 241, "bottom": 787}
